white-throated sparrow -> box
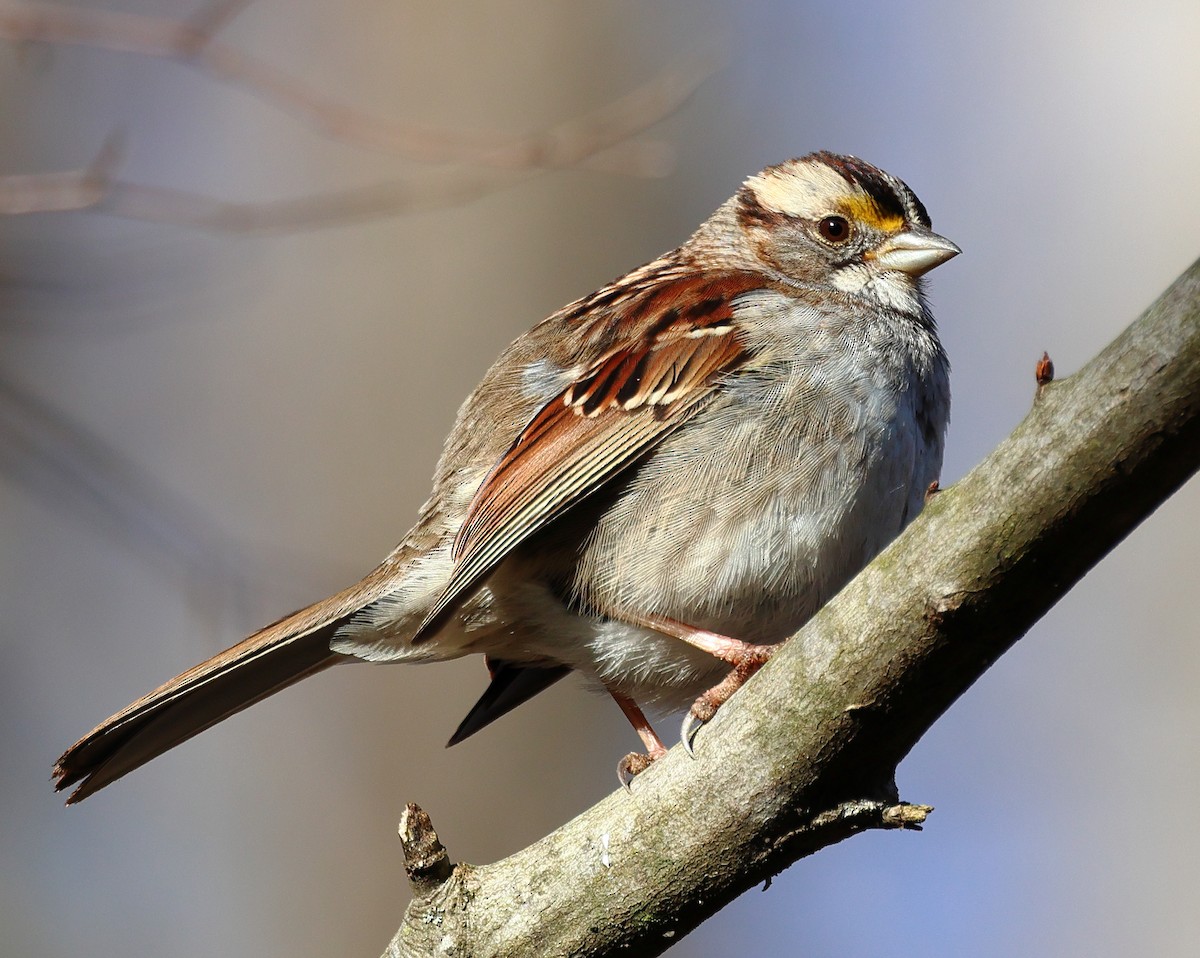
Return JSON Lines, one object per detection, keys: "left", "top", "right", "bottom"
{"left": 55, "top": 152, "right": 958, "bottom": 799}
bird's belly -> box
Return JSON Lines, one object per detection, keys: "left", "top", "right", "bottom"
{"left": 579, "top": 392, "right": 931, "bottom": 637}
{"left": 480, "top": 376, "right": 940, "bottom": 711}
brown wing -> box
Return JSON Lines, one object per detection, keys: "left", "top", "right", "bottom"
{"left": 415, "top": 270, "right": 765, "bottom": 638}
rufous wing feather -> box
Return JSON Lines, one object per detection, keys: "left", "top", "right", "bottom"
{"left": 417, "top": 270, "right": 765, "bottom": 639}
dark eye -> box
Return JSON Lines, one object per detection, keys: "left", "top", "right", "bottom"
{"left": 817, "top": 215, "right": 851, "bottom": 243}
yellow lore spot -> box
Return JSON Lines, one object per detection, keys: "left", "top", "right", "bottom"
{"left": 841, "top": 194, "right": 904, "bottom": 233}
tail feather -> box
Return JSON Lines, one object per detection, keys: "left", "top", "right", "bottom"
{"left": 446, "top": 659, "right": 570, "bottom": 747}
{"left": 54, "top": 611, "right": 349, "bottom": 804}
{"left": 53, "top": 554, "right": 421, "bottom": 803}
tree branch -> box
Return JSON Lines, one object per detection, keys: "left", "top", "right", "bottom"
{"left": 380, "top": 258, "right": 1200, "bottom": 957}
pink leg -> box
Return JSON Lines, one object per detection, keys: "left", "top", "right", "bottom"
{"left": 624, "top": 611, "right": 777, "bottom": 752}
{"left": 609, "top": 690, "right": 668, "bottom": 788}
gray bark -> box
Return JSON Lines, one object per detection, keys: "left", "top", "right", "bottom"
{"left": 383, "top": 258, "right": 1200, "bottom": 958}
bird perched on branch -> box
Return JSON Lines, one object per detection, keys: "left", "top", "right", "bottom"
{"left": 54, "top": 152, "right": 958, "bottom": 801}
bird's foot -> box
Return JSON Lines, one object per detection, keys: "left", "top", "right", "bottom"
{"left": 617, "top": 741, "right": 668, "bottom": 790}
{"left": 682, "top": 644, "right": 775, "bottom": 754}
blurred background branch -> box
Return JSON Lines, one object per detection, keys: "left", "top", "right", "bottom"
{"left": 0, "top": 0, "right": 718, "bottom": 229}
{"left": 0, "top": 0, "right": 712, "bottom": 628}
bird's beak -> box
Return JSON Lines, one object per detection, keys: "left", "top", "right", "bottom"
{"left": 872, "top": 228, "right": 961, "bottom": 277}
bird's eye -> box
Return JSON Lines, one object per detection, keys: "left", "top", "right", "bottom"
{"left": 817, "top": 216, "right": 851, "bottom": 243}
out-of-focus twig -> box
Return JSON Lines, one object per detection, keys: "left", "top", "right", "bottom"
{"left": 0, "top": 1, "right": 719, "bottom": 229}
{"left": 0, "top": 141, "right": 529, "bottom": 232}
{"left": 0, "top": 0, "right": 716, "bottom": 176}
{"left": 0, "top": 131, "right": 123, "bottom": 214}
{"left": 180, "top": 0, "right": 254, "bottom": 51}
{"left": 0, "top": 372, "right": 361, "bottom": 626}
{"left": 0, "top": 375, "right": 255, "bottom": 621}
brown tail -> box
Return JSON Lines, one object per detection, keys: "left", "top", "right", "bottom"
{"left": 53, "top": 603, "right": 356, "bottom": 804}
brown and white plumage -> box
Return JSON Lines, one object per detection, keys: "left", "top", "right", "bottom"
{"left": 54, "top": 152, "right": 958, "bottom": 801}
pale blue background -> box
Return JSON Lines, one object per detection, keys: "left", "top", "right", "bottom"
{"left": 4, "top": 2, "right": 1200, "bottom": 956}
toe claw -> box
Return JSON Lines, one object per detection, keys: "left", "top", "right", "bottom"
{"left": 617, "top": 752, "right": 654, "bottom": 790}
{"left": 681, "top": 712, "right": 703, "bottom": 756}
